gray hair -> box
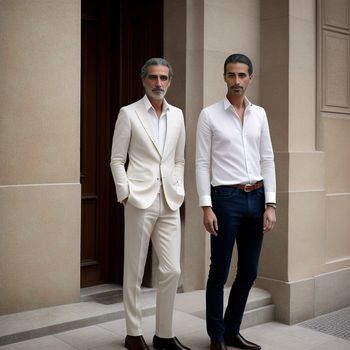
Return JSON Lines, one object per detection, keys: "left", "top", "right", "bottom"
{"left": 140, "top": 58, "right": 173, "bottom": 80}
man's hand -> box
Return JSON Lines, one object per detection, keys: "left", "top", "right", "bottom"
{"left": 263, "top": 206, "right": 276, "bottom": 232}
{"left": 202, "top": 206, "right": 218, "bottom": 236}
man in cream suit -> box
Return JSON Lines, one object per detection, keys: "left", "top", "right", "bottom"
{"left": 111, "top": 58, "right": 190, "bottom": 350}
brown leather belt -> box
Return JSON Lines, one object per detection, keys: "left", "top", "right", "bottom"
{"left": 223, "top": 180, "right": 264, "bottom": 193}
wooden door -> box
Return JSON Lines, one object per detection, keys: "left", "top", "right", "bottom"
{"left": 80, "top": 0, "right": 163, "bottom": 287}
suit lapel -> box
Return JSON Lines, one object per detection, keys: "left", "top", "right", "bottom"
{"left": 135, "top": 103, "right": 162, "bottom": 156}
{"left": 163, "top": 108, "right": 176, "bottom": 158}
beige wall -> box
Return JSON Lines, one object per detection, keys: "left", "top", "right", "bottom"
{"left": 260, "top": 0, "right": 325, "bottom": 279}
{"left": 165, "top": 0, "right": 206, "bottom": 291}
{"left": 166, "top": 0, "right": 350, "bottom": 324}
{"left": 318, "top": 0, "right": 350, "bottom": 270}
{"left": 256, "top": 0, "right": 350, "bottom": 324}
{"left": 0, "top": 0, "right": 81, "bottom": 314}
{"left": 315, "top": 0, "right": 350, "bottom": 314}
{"left": 203, "top": 0, "right": 261, "bottom": 106}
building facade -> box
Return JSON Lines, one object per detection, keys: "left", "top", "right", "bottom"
{"left": 1, "top": 0, "right": 350, "bottom": 325}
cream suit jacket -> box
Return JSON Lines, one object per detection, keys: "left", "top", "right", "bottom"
{"left": 110, "top": 97, "right": 185, "bottom": 210}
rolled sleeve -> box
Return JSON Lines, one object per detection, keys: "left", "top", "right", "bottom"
{"left": 196, "top": 110, "right": 212, "bottom": 207}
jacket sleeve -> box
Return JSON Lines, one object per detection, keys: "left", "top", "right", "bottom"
{"left": 110, "top": 108, "right": 131, "bottom": 202}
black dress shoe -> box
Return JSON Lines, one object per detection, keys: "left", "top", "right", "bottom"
{"left": 153, "top": 335, "right": 191, "bottom": 350}
{"left": 210, "top": 342, "right": 227, "bottom": 350}
{"left": 224, "top": 333, "right": 261, "bottom": 350}
{"left": 125, "top": 335, "right": 150, "bottom": 350}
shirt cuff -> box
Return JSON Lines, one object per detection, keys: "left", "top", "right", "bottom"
{"left": 264, "top": 192, "right": 276, "bottom": 204}
{"left": 199, "top": 195, "right": 212, "bottom": 207}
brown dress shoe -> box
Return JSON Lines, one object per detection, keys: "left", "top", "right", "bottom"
{"left": 210, "top": 342, "right": 227, "bottom": 350}
{"left": 153, "top": 335, "right": 191, "bottom": 350}
{"left": 125, "top": 335, "right": 150, "bottom": 350}
{"left": 224, "top": 333, "right": 261, "bottom": 350}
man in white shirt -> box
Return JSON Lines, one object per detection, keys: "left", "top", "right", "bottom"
{"left": 196, "top": 54, "right": 276, "bottom": 350}
{"left": 111, "top": 58, "right": 189, "bottom": 350}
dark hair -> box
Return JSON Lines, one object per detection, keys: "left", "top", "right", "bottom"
{"left": 140, "top": 57, "right": 173, "bottom": 80}
{"left": 224, "top": 54, "right": 253, "bottom": 75}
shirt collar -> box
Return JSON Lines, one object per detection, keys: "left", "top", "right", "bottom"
{"left": 143, "top": 94, "right": 170, "bottom": 114}
{"left": 224, "top": 96, "right": 253, "bottom": 111}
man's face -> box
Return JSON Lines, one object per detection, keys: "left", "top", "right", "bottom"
{"left": 224, "top": 62, "right": 252, "bottom": 97}
{"left": 142, "top": 65, "right": 171, "bottom": 100}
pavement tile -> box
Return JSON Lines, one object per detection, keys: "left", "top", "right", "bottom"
{"left": 54, "top": 325, "right": 117, "bottom": 350}
{"left": 0, "top": 336, "right": 76, "bottom": 350}
{"left": 89, "top": 340, "right": 125, "bottom": 350}
{"left": 97, "top": 319, "right": 126, "bottom": 337}
{"left": 2, "top": 289, "right": 350, "bottom": 350}
{"left": 310, "top": 339, "right": 350, "bottom": 350}
{"left": 241, "top": 322, "right": 347, "bottom": 350}
{"left": 172, "top": 311, "right": 206, "bottom": 335}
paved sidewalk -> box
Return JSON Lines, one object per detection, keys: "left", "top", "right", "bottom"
{"left": 1, "top": 311, "right": 350, "bottom": 350}
{"left": 0, "top": 288, "right": 349, "bottom": 350}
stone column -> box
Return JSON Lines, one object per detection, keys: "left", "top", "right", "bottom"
{"left": 256, "top": 0, "right": 327, "bottom": 324}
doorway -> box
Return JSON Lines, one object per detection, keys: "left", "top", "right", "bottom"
{"left": 80, "top": 0, "right": 164, "bottom": 288}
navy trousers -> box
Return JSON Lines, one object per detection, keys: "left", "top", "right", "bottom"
{"left": 206, "top": 185, "right": 265, "bottom": 343}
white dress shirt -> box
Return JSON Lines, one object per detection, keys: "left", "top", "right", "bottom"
{"left": 196, "top": 96, "right": 276, "bottom": 207}
{"left": 143, "top": 95, "right": 168, "bottom": 191}
{"left": 143, "top": 95, "right": 168, "bottom": 155}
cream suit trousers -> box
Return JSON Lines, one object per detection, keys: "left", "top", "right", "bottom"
{"left": 123, "top": 189, "right": 181, "bottom": 337}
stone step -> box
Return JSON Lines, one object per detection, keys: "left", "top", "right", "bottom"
{"left": 175, "top": 287, "right": 275, "bottom": 330}
{"left": 0, "top": 286, "right": 274, "bottom": 346}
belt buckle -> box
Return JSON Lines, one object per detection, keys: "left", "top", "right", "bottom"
{"left": 244, "top": 184, "right": 253, "bottom": 192}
